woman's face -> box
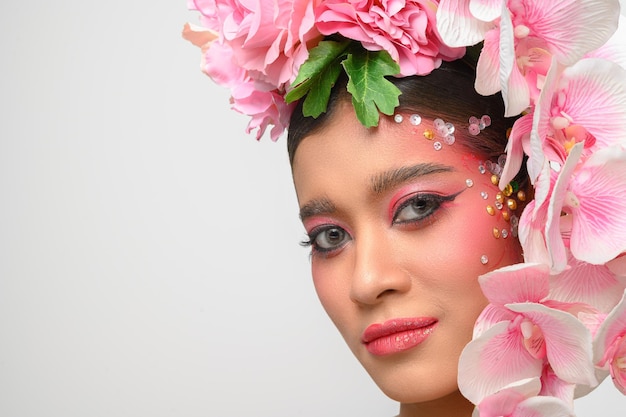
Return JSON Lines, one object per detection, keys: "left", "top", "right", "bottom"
{"left": 292, "top": 102, "right": 523, "bottom": 409}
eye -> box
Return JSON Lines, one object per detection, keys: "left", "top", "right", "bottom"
{"left": 392, "top": 192, "right": 461, "bottom": 225}
{"left": 301, "top": 225, "right": 351, "bottom": 254}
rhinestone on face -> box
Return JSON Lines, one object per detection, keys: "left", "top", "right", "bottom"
{"left": 486, "top": 205, "right": 496, "bottom": 216}
{"left": 496, "top": 192, "right": 505, "bottom": 203}
{"left": 480, "top": 255, "right": 489, "bottom": 265}
{"left": 478, "top": 164, "right": 486, "bottom": 174}
{"left": 410, "top": 114, "right": 422, "bottom": 125}
{"left": 433, "top": 141, "right": 443, "bottom": 151}
{"left": 507, "top": 199, "right": 518, "bottom": 211}
{"left": 444, "top": 134, "right": 456, "bottom": 145}
{"left": 466, "top": 179, "right": 474, "bottom": 188}
{"left": 502, "top": 229, "right": 509, "bottom": 239}
{"left": 495, "top": 201, "right": 503, "bottom": 210}
{"left": 493, "top": 227, "right": 501, "bottom": 239}
{"left": 491, "top": 174, "right": 499, "bottom": 185}
{"left": 503, "top": 183, "right": 514, "bottom": 196}
{"left": 424, "top": 130, "right": 435, "bottom": 140}
{"left": 502, "top": 210, "right": 511, "bottom": 222}
{"left": 481, "top": 191, "right": 488, "bottom": 200}
{"left": 517, "top": 190, "right": 527, "bottom": 201}
{"left": 394, "top": 114, "right": 403, "bottom": 123}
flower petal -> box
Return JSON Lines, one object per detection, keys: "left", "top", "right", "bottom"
{"left": 568, "top": 145, "right": 626, "bottom": 264}
{"left": 458, "top": 321, "right": 543, "bottom": 404}
{"left": 475, "top": 28, "right": 502, "bottom": 96}
{"left": 508, "top": 303, "right": 597, "bottom": 386}
{"left": 479, "top": 263, "right": 551, "bottom": 305}
{"left": 500, "top": 113, "right": 533, "bottom": 187}
{"left": 469, "top": 0, "right": 503, "bottom": 22}
{"left": 476, "top": 377, "right": 541, "bottom": 416}
{"left": 523, "top": 0, "right": 620, "bottom": 66}
{"left": 549, "top": 252, "right": 626, "bottom": 313}
{"left": 514, "top": 395, "right": 575, "bottom": 417}
{"left": 436, "top": 0, "right": 491, "bottom": 47}
{"left": 594, "top": 290, "right": 626, "bottom": 365}
{"left": 545, "top": 142, "right": 584, "bottom": 273}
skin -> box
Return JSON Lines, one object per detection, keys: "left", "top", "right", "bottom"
{"left": 291, "top": 101, "right": 524, "bottom": 417}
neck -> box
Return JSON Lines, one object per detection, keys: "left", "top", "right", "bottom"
{"left": 397, "top": 390, "right": 475, "bottom": 417}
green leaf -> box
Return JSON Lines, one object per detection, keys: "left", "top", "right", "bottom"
{"left": 284, "top": 39, "right": 350, "bottom": 118}
{"left": 342, "top": 48, "right": 401, "bottom": 128}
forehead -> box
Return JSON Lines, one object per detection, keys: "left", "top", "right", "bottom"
{"left": 291, "top": 105, "right": 480, "bottom": 201}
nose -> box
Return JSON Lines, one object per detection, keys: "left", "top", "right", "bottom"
{"left": 349, "top": 230, "right": 412, "bottom": 306}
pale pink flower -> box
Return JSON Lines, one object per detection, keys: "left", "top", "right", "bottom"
{"left": 458, "top": 263, "right": 597, "bottom": 404}
{"left": 594, "top": 290, "right": 626, "bottom": 394}
{"left": 532, "top": 58, "right": 626, "bottom": 170}
{"left": 472, "top": 377, "right": 575, "bottom": 417}
{"left": 545, "top": 143, "right": 626, "bottom": 268}
{"left": 183, "top": 23, "right": 293, "bottom": 140}
{"left": 315, "top": 0, "right": 465, "bottom": 76}
{"left": 436, "top": 0, "right": 620, "bottom": 117}
{"left": 189, "top": 0, "right": 324, "bottom": 87}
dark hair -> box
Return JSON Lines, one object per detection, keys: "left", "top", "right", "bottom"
{"left": 288, "top": 59, "right": 517, "bottom": 163}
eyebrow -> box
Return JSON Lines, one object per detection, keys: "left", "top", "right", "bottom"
{"left": 369, "top": 162, "right": 455, "bottom": 194}
{"left": 299, "top": 197, "right": 335, "bottom": 221}
{"left": 298, "top": 163, "right": 455, "bottom": 221}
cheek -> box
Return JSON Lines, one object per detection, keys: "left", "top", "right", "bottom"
{"left": 311, "top": 260, "right": 350, "bottom": 325}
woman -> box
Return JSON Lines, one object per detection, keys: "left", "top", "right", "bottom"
{"left": 184, "top": 1, "right": 626, "bottom": 416}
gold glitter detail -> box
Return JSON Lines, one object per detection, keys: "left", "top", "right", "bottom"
{"left": 423, "top": 129, "right": 435, "bottom": 140}
{"left": 503, "top": 183, "right": 513, "bottom": 196}
{"left": 507, "top": 199, "right": 518, "bottom": 211}
{"left": 495, "top": 192, "right": 504, "bottom": 204}
{"left": 486, "top": 205, "right": 496, "bottom": 216}
{"left": 491, "top": 174, "right": 499, "bottom": 185}
{"left": 517, "top": 190, "right": 526, "bottom": 201}
{"left": 493, "top": 227, "right": 501, "bottom": 239}
{"left": 502, "top": 210, "right": 510, "bottom": 222}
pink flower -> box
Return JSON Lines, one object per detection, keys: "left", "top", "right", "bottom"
{"left": 474, "top": 377, "right": 575, "bottom": 417}
{"left": 436, "top": 0, "right": 621, "bottom": 117}
{"left": 315, "top": 0, "right": 465, "bottom": 76}
{"left": 189, "top": 0, "right": 324, "bottom": 88}
{"left": 458, "top": 263, "right": 597, "bottom": 404}
{"left": 594, "top": 290, "right": 626, "bottom": 394}
{"left": 183, "top": 23, "right": 293, "bottom": 140}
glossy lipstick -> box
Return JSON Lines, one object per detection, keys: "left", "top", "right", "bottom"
{"left": 362, "top": 317, "right": 437, "bottom": 356}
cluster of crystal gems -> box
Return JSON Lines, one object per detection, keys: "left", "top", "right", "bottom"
{"left": 466, "top": 154, "right": 526, "bottom": 265}
{"left": 393, "top": 113, "right": 456, "bottom": 150}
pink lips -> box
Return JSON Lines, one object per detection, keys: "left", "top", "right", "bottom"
{"left": 362, "top": 317, "right": 438, "bottom": 356}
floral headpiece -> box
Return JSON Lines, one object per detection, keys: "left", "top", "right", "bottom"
{"left": 184, "top": 0, "right": 626, "bottom": 415}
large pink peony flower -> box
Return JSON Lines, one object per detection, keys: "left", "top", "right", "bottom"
{"left": 315, "top": 0, "right": 465, "bottom": 76}
{"left": 183, "top": 23, "right": 294, "bottom": 140}
{"left": 189, "top": 0, "right": 324, "bottom": 88}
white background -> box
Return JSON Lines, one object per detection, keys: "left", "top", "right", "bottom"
{"left": 0, "top": 1, "right": 624, "bottom": 416}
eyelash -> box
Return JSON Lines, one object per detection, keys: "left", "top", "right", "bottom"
{"left": 300, "top": 191, "right": 463, "bottom": 256}
{"left": 392, "top": 191, "right": 461, "bottom": 226}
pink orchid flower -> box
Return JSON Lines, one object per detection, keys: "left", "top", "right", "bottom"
{"left": 458, "top": 263, "right": 597, "bottom": 404}
{"left": 545, "top": 143, "right": 626, "bottom": 269}
{"left": 436, "top": 0, "right": 620, "bottom": 117}
{"left": 315, "top": 0, "right": 465, "bottom": 76}
{"left": 594, "top": 290, "right": 626, "bottom": 395}
{"left": 472, "top": 377, "right": 575, "bottom": 417}
{"left": 532, "top": 58, "right": 626, "bottom": 170}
